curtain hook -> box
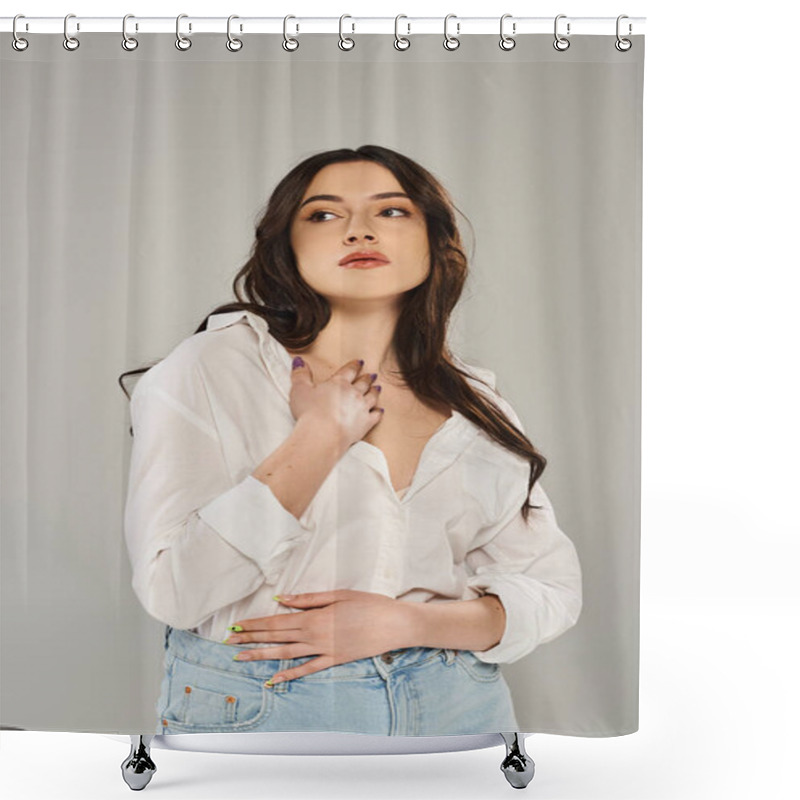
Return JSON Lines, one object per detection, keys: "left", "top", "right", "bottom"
{"left": 175, "top": 14, "right": 192, "bottom": 51}
{"left": 339, "top": 14, "right": 355, "bottom": 51}
{"left": 283, "top": 15, "right": 299, "bottom": 51}
{"left": 122, "top": 14, "right": 139, "bottom": 51}
{"left": 226, "top": 15, "right": 243, "bottom": 52}
{"left": 499, "top": 14, "right": 516, "bottom": 51}
{"left": 63, "top": 13, "right": 80, "bottom": 51}
{"left": 394, "top": 15, "right": 410, "bottom": 51}
{"left": 553, "top": 14, "right": 570, "bottom": 52}
{"left": 443, "top": 14, "right": 460, "bottom": 51}
{"left": 615, "top": 15, "right": 633, "bottom": 52}
{"left": 12, "top": 14, "right": 29, "bottom": 52}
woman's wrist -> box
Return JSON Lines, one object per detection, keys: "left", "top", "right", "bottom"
{"left": 402, "top": 596, "right": 507, "bottom": 652}
{"left": 293, "top": 412, "right": 351, "bottom": 459}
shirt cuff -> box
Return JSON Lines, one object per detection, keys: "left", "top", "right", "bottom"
{"left": 197, "top": 474, "right": 313, "bottom": 575}
{"left": 466, "top": 573, "right": 576, "bottom": 665}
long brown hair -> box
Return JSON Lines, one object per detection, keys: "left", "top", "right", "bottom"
{"left": 118, "top": 145, "right": 546, "bottom": 520}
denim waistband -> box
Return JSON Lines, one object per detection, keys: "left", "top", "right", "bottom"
{"left": 164, "top": 625, "right": 459, "bottom": 685}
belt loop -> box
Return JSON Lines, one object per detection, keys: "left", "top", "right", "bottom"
{"left": 164, "top": 625, "right": 172, "bottom": 650}
{"left": 442, "top": 648, "right": 456, "bottom": 665}
{"left": 271, "top": 657, "right": 292, "bottom": 693}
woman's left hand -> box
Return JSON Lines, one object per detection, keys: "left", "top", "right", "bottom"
{"left": 223, "top": 590, "right": 418, "bottom": 684}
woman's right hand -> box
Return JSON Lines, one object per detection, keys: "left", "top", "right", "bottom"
{"left": 289, "top": 357, "right": 383, "bottom": 449}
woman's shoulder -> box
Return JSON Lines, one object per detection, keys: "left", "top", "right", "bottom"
{"left": 131, "top": 311, "right": 262, "bottom": 402}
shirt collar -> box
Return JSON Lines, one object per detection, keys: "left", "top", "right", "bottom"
{"left": 207, "top": 310, "right": 294, "bottom": 401}
{"left": 205, "top": 309, "right": 487, "bottom": 457}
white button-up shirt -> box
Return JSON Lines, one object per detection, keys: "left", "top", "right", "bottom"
{"left": 124, "top": 310, "right": 582, "bottom": 664}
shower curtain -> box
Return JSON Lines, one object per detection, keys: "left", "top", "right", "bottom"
{"left": 0, "top": 23, "right": 644, "bottom": 737}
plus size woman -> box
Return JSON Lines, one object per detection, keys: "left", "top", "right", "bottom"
{"left": 120, "top": 144, "right": 582, "bottom": 736}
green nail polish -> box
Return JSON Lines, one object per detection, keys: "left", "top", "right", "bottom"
{"left": 228, "top": 625, "right": 243, "bottom": 632}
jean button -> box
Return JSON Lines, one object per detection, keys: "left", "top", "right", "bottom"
{"left": 381, "top": 653, "right": 394, "bottom": 663}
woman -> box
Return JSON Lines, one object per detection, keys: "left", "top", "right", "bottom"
{"left": 120, "top": 145, "right": 582, "bottom": 737}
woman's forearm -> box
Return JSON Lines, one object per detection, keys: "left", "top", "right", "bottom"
{"left": 250, "top": 414, "right": 347, "bottom": 522}
{"left": 403, "top": 595, "right": 507, "bottom": 653}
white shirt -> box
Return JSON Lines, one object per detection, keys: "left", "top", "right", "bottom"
{"left": 124, "top": 310, "right": 582, "bottom": 664}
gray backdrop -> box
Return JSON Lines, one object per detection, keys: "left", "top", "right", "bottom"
{"left": 0, "top": 32, "right": 644, "bottom": 735}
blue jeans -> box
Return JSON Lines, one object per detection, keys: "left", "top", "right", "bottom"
{"left": 156, "top": 626, "right": 519, "bottom": 736}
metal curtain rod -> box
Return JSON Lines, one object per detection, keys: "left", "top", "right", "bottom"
{"left": 1, "top": 15, "right": 646, "bottom": 36}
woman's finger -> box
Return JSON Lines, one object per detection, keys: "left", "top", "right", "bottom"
{"left": 265, "top": 655, "right": 335, "bottom": 685}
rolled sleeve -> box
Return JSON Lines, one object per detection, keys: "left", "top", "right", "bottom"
{"left": 198, "top": 474, "right": 312, "bottom": 573}
{"left": 124, "top": 367, "right": 311, "bottom": 630}
{"left": 465, "top": 481, "right": 583, "bottom": 664}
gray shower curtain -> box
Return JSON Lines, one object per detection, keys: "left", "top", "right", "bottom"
{"left": 1, "top": 30, "right": 644, "bottom": 736}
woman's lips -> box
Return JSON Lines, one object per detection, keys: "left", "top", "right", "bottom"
{"left": 339, "top": 259, "right": 388, "bottom": 269}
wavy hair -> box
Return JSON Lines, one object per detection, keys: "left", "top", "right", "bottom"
{"left": 118, "top": 145, "right": 546, "bottom": 520}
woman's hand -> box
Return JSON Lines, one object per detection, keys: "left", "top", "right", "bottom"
{"left": 289, "top": 357, "right": 383, "bottom": 450}
{"left": 223, "top": 590, "right": 417, "bottom": 684}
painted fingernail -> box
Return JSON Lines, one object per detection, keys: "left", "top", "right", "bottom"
{"left": 358, "top": 359, "right": 365, "bottom": 366}
{"left": 228, "top": 625, "right": 243, "bottom": 632}
{"left": 292, "top": 356, "right": 305, "bottom": 369}
{"left": 267, "top": 675, "right": 285, "bottom": 686}
{"left": 374, "top": 385, "right": 382, "bottom": 392}
{"left": 379, "top": 408, "right": 385, "bottom": 413}
{"left": 370, "top": 373, "right": 378, "bottom": 380}
{"left": 233, "top": 652, "right": 251, "bottom": 661}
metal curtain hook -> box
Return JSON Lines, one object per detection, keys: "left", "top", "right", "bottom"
{"left": 553, "top": 14, "right": 570, "bottom": 51}
{"left": 227, "top": 15, "right": 243, "bottom": 52}
{"left": 443, "top": 14, "right": 460, "bottom": 51}
{"left": 63, "top": 13, "right": 80, "bottom": 51}
{"left": 283, "top": 15, "right": 299, "bottom": 51}
{"left": 339, "top": 14, "right": 355, "bottom": 51}
{"left": 499, "top": 14, "right": 516, "bottom": 51}
{"left": 394, "top": 14, "right": 410, "bottom": 50}
{"left": 12, "top": 14, "right": 29, "bottom": 52}
{"left": 175, "top": 14, "right": 191, "bottom": 51}
{"left": 615, "top": 14, "right": 632, "bottom": 51}
{"left": 122, "top": 14, "right": 139, "bottom": 51}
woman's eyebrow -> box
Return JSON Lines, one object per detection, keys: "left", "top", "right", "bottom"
{"left": 298, "top": 192, "right": 411, "bottom": 209}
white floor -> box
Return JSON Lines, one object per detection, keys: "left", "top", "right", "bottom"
{"left": 2, "top": 598, "right": 796, "bottom": 799}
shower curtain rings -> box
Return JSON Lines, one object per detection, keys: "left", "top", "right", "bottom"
{"left": 121, "top": 15, "right": 138, "bottom": 51}
{"left": 443, "top": 14, "right": 460, "bottom": 51}
{"left": 283, "top": 16, "right": 299, "bottom": 51}
{"left": 226, "top": 15, "right": 243, "bottom": 52}
{"left": 339, "top": 15, "right": 355, "bottom": 51}
{"left": 394, "top": 15, "right": 410, "bottom": 51}
{"left": 615, "top": 15, "right": 632, "bottom": 51}
{"left": 553, "top": 14, "right": 570, "bottom": 51}
{"left": 11, "top": 15, "right": 28, "bottom": 52}
{"left": 175, "top": 14, "right": 191, "bottom": 51}
{"left": 63, "top": 14, "right": 79, "bottom": 51}
{"left": 499, "top": 14, "right": 516, "bottom": 51}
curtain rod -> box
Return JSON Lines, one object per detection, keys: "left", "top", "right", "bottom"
{"left": 1, "top": 16, "right": 646, "bottom": 36}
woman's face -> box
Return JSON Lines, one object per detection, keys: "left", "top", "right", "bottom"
{"left": 289, "top": 161, "right": 431, "bottom": 304}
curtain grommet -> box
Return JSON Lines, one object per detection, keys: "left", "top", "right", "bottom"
{"left": 226, "top": 15, "right": 243, "bottom": 52}
{"left": 11, "top": 15, "right": 29, "bottom": 52}
{"left": 615, "top": 15, "right": 633, "bottom": 51}
{"left": 443, "top": 14, "right": 460, "bottom": 51}
{"left": 63, "top": 13, "right": 80, "bottom": 51}
{"left": 339, "top": 14, "right": 355, "bottom": 51}
{"left": 499, "top": 14, "right": 516, "bottom": 51}
{"left": 553, "top": 14, "right": 570, "bottom": 52}
{"left": 121, "top": 15, "right": 139, "bottom": 51}
{"left": 394, "top": 15, "right": 411, "bottom": 51}
{"left": 283, "top": 15, "right": 299, "bottom": 51}
{"left": 175, "top": 14, "right": 192, "bottom": 51}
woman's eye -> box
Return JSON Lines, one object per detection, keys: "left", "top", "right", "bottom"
{"left": 307, "top": 207, "right": 410, "bottom": 222}
{"left": 308, "top": 210, "right": 336, "bottom": 222}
